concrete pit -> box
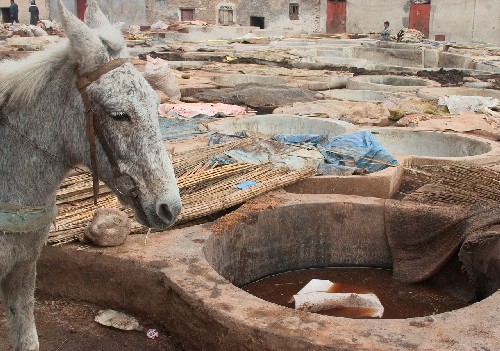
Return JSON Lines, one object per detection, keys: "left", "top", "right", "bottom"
{"left": 208, "top": 114, "right": 356, "bottom": 136}
{"left": 322, "top": 89, "right": 401, "bottom": 102}
{"left": 417, "top": 87, "right": 500, "bottom": 100}
{"left": 37, "top": 195, "right": 499, "bottom": 351}
{"left": 347, "top": 75, "right": 438, "bottom": 92}
{"left": 292, "top": 75, "right": 351, "bottom": 91}
{"left": 366, "top": 128, "right": 500, "bottom": 166}
{"left": 212, "top": 74, "right": 288, "bottom": 88}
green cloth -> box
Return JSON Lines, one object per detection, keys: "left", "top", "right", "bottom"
{"left": 0, "top": 203, "right": 57, "bottom": 232}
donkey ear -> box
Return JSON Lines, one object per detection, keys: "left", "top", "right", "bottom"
{"left": 85, "top": 0, "right": 127, "bottom": 57}
{"left": 84, "top": 0, "right": 111, "bottom": 29}
{"left": 57, "top": 0, "right": 108, "bottom": 73}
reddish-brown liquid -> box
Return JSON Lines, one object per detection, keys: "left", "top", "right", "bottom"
{"left": 242, "top": 268, "right": 469, "bottom": 319}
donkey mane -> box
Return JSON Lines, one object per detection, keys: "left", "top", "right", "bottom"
{"left": 0, "top": 41, "right": 74, "bottom": 109}
{"left": 0, "top": 25, "right": 125, "bottom": 109}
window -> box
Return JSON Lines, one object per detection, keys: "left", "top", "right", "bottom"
{"left": 180, "top": 9, "right": 195, "bottom": 21}
{"left": 289, "top": 3, "right": 299, "bottom": 20}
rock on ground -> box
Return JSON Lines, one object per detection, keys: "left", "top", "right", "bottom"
{"left": 84, "top": 208, "right": 131, "bottom": 247}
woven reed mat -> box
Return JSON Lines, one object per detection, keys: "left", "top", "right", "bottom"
{"left": 49, "top": 140, "right": 314, "bottom": 246}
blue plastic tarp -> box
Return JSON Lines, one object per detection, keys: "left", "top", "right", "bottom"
{"left": 273, "top": 131, "right": 398, "bottom": 173}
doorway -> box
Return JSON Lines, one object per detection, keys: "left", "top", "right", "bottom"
{"left": 76, "top": 0, "right": 86, "bottom": 21}
{"left": 409, "top": 2, "right": 430, "bottom": 38}
{"left": 1, "top": 8, "right": 10, "bottom": 23}
{"left": 326, "top": 0, "right": 346, "bottom": 34}
{"left": 250, "top": 16, "right": 264, "bottom": 29}
{"left": 218, "top": 9, "right": 234, "bottom": 25}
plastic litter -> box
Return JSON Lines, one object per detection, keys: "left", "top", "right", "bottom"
{"left": 94, "top": 309, "right": 142, "bottom": 331}
{"left": 235, "top": 180, "right": 257, "bottom": 190}
{"left": 146, "top": 328, "right": 160, "bottom": 339}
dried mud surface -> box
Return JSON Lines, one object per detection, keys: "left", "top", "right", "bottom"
{"left": 211, "top": 194, "right": 284, "bottom": 234}
{"left": 0, "top": 296, "right": 180, "bottom": 351}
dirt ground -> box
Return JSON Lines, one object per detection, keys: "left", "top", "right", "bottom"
{"left": 0, "top": 296, "right": 181, "bottom": 351}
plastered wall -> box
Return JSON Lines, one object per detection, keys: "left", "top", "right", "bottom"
{"left": 346, "top": 0, "right": 410, "bottom": 34}
{"left": 50, "top": 0, "right": 146, "bottom": 25}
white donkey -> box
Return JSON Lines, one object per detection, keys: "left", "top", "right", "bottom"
{"left": 0, "top": 1, "right": 182, "bottom": 349}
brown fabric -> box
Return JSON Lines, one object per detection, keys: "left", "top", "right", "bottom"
{"left": 385, "top": 200, "right": 500, "bottom": 298}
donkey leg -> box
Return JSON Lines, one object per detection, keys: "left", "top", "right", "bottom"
{"left": 1, "top": 261, "right": 39, "bottom": 351}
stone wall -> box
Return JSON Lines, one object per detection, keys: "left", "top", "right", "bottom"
{"left": 146, "top": 0, "right": 229, "bottom": 24}
{"left": 235, "top": 0, "right": 321, "bottom": 33}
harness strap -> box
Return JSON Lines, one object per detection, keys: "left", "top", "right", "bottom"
{"left": 76, "top": 58, "right": 129, "bottom": 90}
{"left": 75, "top": 58, "right": 129, "bottom": 205}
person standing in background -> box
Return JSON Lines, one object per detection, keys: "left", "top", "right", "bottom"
{"left": 381, "top": 21, "right": 391, "bottom": 41}
{"left": 10, "top": 0, "right": 19, "bottom": 24}
{"left": 29, "top": 0, "right": 39, "bottom": 25}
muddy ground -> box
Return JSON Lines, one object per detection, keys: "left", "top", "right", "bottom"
{"left": 0, "top": 296, "right": 181, "bottom": 351}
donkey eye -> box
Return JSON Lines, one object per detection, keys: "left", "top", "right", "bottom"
{"left": 110, "top": 111, "right": 131, "bottom": 121}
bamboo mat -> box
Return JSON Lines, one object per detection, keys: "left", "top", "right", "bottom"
{"left": 48, "top": 140, "right": 313, "bottom": 246}
{"left": 404, "top": 164, "right": 500, "bottom": 207}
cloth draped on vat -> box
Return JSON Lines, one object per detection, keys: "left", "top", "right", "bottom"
{"left": 385, "top": 200, "right": 500, "bottom": 300}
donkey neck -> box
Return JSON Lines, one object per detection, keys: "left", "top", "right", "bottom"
{"left": 0, "top": 45, "right": 87, "bottom": 207}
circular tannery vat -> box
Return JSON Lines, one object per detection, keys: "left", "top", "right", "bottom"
{"left": 366, "top": 128, "right": 500, "bottom": 166}
{"left": 37, "top": 195, "right": 498, "bottom": 350}
{"left": 212, "top": 74, "right": 288, "bottom": 87}
{"left": 321, "top": 89, "right": 402, "bottom": 102}
{"left": 208, "top": 114, "right": 356, "bottom": 136}
{"left": 347, "top": 75, "right": 439, "bottom": 92}
{"left": 417, "top": 87, "right": 500, "bottom": 101}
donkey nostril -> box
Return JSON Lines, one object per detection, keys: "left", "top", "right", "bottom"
{"left": 157, "top": 204, "right": 174, "bottom": 224}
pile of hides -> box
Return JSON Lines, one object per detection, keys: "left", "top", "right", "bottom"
{"left": 150, "top": 20, "right": 170, "bottom": 31}
{"left": 157, "top": 103, "right": 249, "bottom": 141}
{"left": 397, "top": 28, "right": 425, "bottom": 43}
{"left": 159, "top": 102, "right": 248, "bottom": 118}
{"left": 273, "top": 131, "right": 398, "bottom": 174}
{"left": 438, "top": 95, "right": 499, "bottom": 114}
{"left": 0, "top": 23, "right": 48, "bottom": 39}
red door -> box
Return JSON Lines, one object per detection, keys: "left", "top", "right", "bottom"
{"left": 326, "top": 1, "right": 346, "bottom": 34}
{"left": 409, "top": 3, "right": 430, "bottom": 38}
{"left": 77, "top": 0, "right": 87, "bottom": 21}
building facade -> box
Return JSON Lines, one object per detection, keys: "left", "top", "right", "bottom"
{"left": 0, "top": 0, "right": 49, "bottom": 24}
{"left": 42, "top": 0, "right": 500, "bottom": 44}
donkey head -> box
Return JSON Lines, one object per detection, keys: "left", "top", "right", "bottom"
{"left": 58, "top": 0, "right": 181, "bottom": 229}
